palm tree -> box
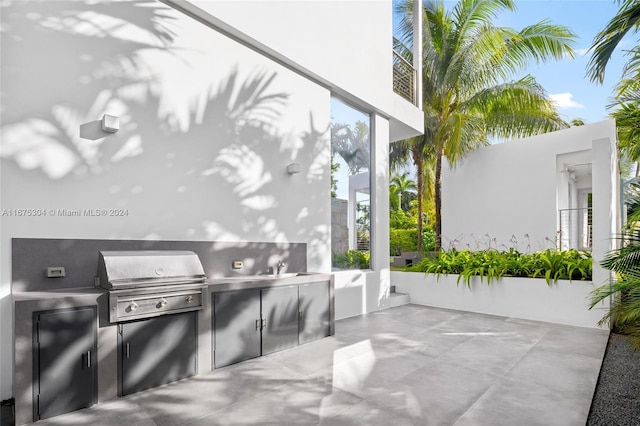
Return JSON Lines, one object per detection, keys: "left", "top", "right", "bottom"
{"left": 392, "top": 133, "right": 436, "bottom": 251}
{"left": 395, "top": 0, "right": 574, "bottom": 250}
{"left": 590, "top": 231, "right": 640, "bottom": 350}
{"left": 586, "top": 0, "right": 640, "bottom": 84}
{"left": 391, "top": 172, "right": 417, "bottom": 212}
{"left": 331, "top": 121, "right": 370, "bottom": 174}
{"left": 587, "top": 0, "right": 640, "bottom": 181}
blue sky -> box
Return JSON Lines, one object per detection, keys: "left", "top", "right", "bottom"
{"left": 393, "top": 0, "right": 628, "bottom": 125}
{"left": 495, "top": 0, "right": 626, "bottom": 124}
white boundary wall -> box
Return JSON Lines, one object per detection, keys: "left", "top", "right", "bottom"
{"left": 392, "top": 271, "right": 610, "bottom": 329}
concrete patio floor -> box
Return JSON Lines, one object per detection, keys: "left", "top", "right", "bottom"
{"left": 32, "top": 304, "right": 609, "bottom": 426}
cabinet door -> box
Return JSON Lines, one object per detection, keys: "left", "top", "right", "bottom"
{"left": 121, "top": 311, "right": 196, "bottom": 396}
{"left": 261, "top": 286, "right": 299, "bottom": 355}
{"left": 34, "top": 306, "right": 96, "bottom": 421}
{"left": 298, "top": 282, "right": 330, "bottom": 345}
{"left": 213, "top": 289, "right": 261, "bottom": 368}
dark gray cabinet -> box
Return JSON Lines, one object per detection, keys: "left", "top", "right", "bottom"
{"left": 213, "top": 281, "right": 331, "bottom": 368}
{"left": 212, "top": 288, "right": 262, "bottom": 368}
{"left": 33, "top": 306, "right": 97, "bottom": 421}
{"left": 262, "top": 286, "right": 300, "bottom": 355}
{"left": 213, "top": 286, "right": 299, "bottom": 367}
{"left": 298, "top": 282, "right": 331, "bottom": 344}
{"left": 120, "top": 311, "right": 197, "bottom": 396}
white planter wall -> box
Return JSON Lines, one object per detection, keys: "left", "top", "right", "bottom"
{"left": 392, "top": 271, "right": 609, "bottom": 329}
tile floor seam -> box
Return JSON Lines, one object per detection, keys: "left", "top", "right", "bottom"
{"left": 449, "top": 381, "right": 500, "bottom": 426}
{"left": 498, "top": 330, "right": 549, "bottom": 377}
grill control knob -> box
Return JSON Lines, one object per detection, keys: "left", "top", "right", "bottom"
{"left": 185, "top": 296, "right": 194, "bottom": 303}
{"left": 159, "top": 298, "right": 168, "bottom": 308}
{"left": 129, "top": 301, "right": 139, "bottom": 312}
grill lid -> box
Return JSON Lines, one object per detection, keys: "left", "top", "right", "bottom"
{"left": 98, "top": 250, "right": 205, "bottom": 290}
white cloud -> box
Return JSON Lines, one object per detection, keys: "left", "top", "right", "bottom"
{"left": 549, "top": 93, "right": 585, "bottom": 109}
{"left": 575, "top": 48, "right": 589, "bottom": 56}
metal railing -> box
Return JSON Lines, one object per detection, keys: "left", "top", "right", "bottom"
{"left": 392, "top": 50, "right": 417, "bottom": 105}
{"left": 559, "top": 207, "right": 592, "bottom": 250}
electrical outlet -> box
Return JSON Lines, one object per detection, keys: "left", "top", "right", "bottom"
{"left": 232, "top": 260, "right": 243, "bottom": 270}
{"left": 46, "top": 267, "right": 66, "bottom": 278}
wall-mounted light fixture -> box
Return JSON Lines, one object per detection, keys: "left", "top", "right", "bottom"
{"left": 286, "top": 162, "right": 301, "bottom": 175}
{"left": 101, "top": 114, "right": 119, "bottom": 133}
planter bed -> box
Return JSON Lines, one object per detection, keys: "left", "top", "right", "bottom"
{"left": 391, "top": 271, "right": 609, "bottom": 328}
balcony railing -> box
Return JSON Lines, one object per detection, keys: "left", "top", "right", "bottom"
{"left": 559, "top": 207, "right": 592, "bottom": 251}
{"left": 392, "top": 50, "right": 417, "bottom": 105}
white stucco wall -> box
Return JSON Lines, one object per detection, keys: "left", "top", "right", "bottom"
{"left": 0, "top": 0, "right": 409, "bottom": 400}
{"left": 441, "top": 120, "right": 620, "bottom": 321}
{"left": 441, "top": 120, "right": 619, "bottom": 253}
{"left": 168, "top": 0, "right": 424, "bottom": 141}
{"left": 0, "top": 0, "right": 332, "bottom": 401}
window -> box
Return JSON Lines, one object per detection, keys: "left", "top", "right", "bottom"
{"left": 330, "top": 98, "right": 371, "bottom": 270}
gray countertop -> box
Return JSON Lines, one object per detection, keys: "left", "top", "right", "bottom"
{"left": 13, "top": 273, "right": 333, "bottom": 301}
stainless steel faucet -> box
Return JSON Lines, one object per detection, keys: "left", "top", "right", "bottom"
{"left": 276, "top": 260, "right": 286, "bottom": 275}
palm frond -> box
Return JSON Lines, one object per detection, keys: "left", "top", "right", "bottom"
{"left": 587, "top": 0, "right": 640, "bottom": 83}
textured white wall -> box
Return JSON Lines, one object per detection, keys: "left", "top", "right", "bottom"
{"left": 178, "top": 0, "right": 423, "bottom": 141}
{"left": 0, "top": 0, "right": 331, "bottom": 400}
{"left": 441, "top": 120, "right": 618, "bottom": 252}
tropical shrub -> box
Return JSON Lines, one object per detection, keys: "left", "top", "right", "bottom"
{"left": 408, "top": 248, "right": 592, "bottom": 287}
{"left": 332, "top": 250, "right": 370, "bottom": 270}
{"left": 590, "top": 232, "right": 640, "bottom": 350}
{"left": 390, "top": 228, "right": 437, "bottom": 256}
{"left": 390, "top": 209, "right": 416, "bottom": 229}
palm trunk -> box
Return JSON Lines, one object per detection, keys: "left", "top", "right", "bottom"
{"left": 434, "top": 144, "right": 444, "bottom": 251}
{"left": 413, "top": 150, "right": 424, "bottom": 252}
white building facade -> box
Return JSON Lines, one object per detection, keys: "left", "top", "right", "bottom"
{"left": 0, "top": 0, "right": 423, "bottom": 403}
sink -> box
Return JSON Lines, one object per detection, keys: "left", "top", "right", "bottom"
{"left": 259, "top": 273, "right": 303, "bottom": 279}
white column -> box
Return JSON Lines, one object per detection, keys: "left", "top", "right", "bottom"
{"left": 371, "top": 113, "right": 390, "bottom": 283}
{"left": 591, "top": 136, "right": 619, "bottom": 326}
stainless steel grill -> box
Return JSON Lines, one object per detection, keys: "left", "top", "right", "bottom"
{"left": 98, "top": 250, "right": 207, "bottom": 323}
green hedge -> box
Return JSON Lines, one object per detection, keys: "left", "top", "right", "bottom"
{"left": 407, "top": 248, "right": 592, "bottom": 286}
{"left": 332, "top": 250, "right": 370, "bottom": 269}
{"left": 390, "top": 228, "right": 436, "bottom": 256}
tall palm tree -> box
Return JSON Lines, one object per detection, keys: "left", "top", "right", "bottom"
{"left": 395, "top": 0, "right": 574, "bottom": 250}
{"left": 392, "top": 133, "right": 436, "bottom": 250}
{"left": 391, "top": 172, "right": 417, "bottom": 212}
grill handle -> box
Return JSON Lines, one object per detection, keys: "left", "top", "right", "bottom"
{"left": 125, "top": 343, "right": 130, "bottom": 359}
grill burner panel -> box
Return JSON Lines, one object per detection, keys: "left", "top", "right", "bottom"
{"left": 112, "top": 286, "right": 204, "bottom": 322}
{"left": 98, "top": 251, "right": 207, "bottom": 323}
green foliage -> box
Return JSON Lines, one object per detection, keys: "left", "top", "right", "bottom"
{"left": 332, "top": 250, "right": 370, "bottom": 270}
{"left": 390, "top": 209, "right": 416, "bottom": 229}
{"left": 409, "top": 248, "right": 592, "bottom": 287}
{"left": 395, "top": 0, "right": 576, "bottom": 250}
{"left": 390, "top": 228, "right": 436, "bottom": 256}
{"left": 590, "top": 232, "right": 640, "bottom": 350}
{"left": 330, "top": 157, "right": 340, "bottom": 198}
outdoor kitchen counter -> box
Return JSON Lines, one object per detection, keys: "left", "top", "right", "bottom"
{"left": 14, "top": 286, "right": 103, "bottom": 301}
{"left": 206, "top": 272, "right": 333, "bottom": 291}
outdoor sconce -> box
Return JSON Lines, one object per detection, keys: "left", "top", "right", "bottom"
{"left": 101, "top": 114, "right": 119, "bottom": 133}
{"left": 286, "top": 162, "right": 301, "bottom": 175}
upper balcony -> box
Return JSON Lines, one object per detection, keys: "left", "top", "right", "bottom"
{"left": 393, "top": 49, "right": 418, "bottom": 106}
